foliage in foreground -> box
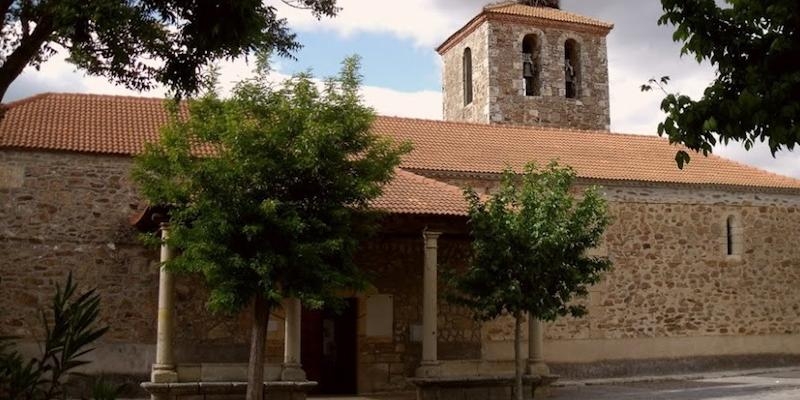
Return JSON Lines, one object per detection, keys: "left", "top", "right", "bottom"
{"left": 0, "top": 0, "right": 340, "bottom": 105}
{"left": 0, "top": 273, "right": 111, "bottom": 400}
{"left": 643, "top": 0, "right": 800, "bottom": 168}
{"left": 449, "top": 162, "right": 611, "bottom": 400}
{"left": 132, "top": 56, "right": 410, "bottom": 400}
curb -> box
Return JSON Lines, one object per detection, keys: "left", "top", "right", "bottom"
{"left": 553, "top": 366, "right": 800, "bottom": 387}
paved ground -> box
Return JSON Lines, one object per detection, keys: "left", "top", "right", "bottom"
{"left": 550, "top": 370, "right": 800, "bottom": 400}
{"left": 193, "top": 369, "right": 800, "bottom": 400}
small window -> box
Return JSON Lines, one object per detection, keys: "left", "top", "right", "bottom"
{"left": 522, "top": 34, "right": 541, "bottom": 96}
{"left": 463, "top": 48, "right": 473, "bottom": 105}
{"left": 726, "top": 215, "right": 737, "bottom": 256}
{"left": 564, "top": 39, "right": 581, "bottom": 99}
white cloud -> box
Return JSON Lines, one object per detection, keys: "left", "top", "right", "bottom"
{"left": 268, "top": 0, "right": 476, "bottom": 48}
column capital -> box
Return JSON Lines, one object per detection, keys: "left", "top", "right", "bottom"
{"left": 422, "top": 229, "right": 442, "bottom": 244}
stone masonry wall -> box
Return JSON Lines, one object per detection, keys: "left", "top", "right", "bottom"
{"left": 441, "top": 19, "right": 611, "bottom": 131}
{"left": 0, "top": 150, "right": 285, "bottom": 373}
{"left": 431, "top": 173, "right": 800, "bottom": 351}
{"left": 486, "top": 20, "right": 610, "bottom": 130}
{"left": 355, "top": 236, "right": 480, "bottom": 393}
{"left": 442, "top": 22, "right": 491, "bottom": 124}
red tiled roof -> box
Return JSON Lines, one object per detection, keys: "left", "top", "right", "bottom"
{"left": 373, "top": 169, "right": 468, "bottom": 216}
{"left": 373, "top": 117, "right": 800, "bottom": 190}
{"left": 437, "top": 3, "right": 613, "bottom": 54}
{"left": 484, "top": 3, "right": 613, "bottom": 30}
{"left": 2, "top": 93, "right": 799, "bottom": 192}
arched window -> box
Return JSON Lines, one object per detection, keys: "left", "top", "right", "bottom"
{"left": 522, "top": 34, "right": 541, "bottom": 96}
{"left": 564, "top": 39, "right": 581, "bottom": 99}
{"left": 463, "top": 47, "right": 473, "bottom": 105}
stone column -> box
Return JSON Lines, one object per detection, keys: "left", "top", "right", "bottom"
{"left": 281, "top": 298, "right": 306, "bottom": 381}
{"left": 151, "top": 224, "right": 178, "bottom": 384}
{"left": 416, "top": 230, "right": 442, "bottom": 377}
{"left": 527, "top": 317, "right": 550, "bottom": 376}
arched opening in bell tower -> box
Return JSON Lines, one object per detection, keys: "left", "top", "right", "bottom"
{"left": 463, "top": 47, "right": 473, "bottom": 105}
{"left": 522, "top": 34, "right": 541, "bottom": 97}
{"left": 564, "top": 39, "right": 581, "bottom": 99}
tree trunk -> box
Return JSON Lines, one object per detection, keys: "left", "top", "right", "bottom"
{"left": 514, "top": 313, "right": 524, "bottom": 400}
{"left": 247, "top": 293, "right": 271, "bottom": 400}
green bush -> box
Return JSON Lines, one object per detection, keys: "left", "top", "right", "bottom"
{"left": 0, "top": 273, "right": 110, "bottom": 400}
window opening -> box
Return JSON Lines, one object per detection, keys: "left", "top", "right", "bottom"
{"left": 522, "top": 34, "right": 541, "bottom": 96}
{"left": 463, "top": 48, "right": 473, "bottom": 105}
{"left": 726, "top": 216, "right": 735, "bottom": 256}
{"left": 564, "top": 39, "right": 580, "bottom": 98}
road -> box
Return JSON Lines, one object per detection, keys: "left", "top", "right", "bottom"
{"left": 550, "top": 370, "right": 800, "bottom": 400}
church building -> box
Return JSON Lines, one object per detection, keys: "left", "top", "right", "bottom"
{"left": 2, "top": 1, "right": 800, "bottom": 398}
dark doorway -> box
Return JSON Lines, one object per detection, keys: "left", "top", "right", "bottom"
{"left": 301, "top": 298, "right": 358, "bottom": 395}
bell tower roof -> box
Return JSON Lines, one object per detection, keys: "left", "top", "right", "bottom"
{"left": 437, "top": 2, "right": 613, "bottom": 54}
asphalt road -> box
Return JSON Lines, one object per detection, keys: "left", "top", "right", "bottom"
{"left": 550, "top": 370, "right": 800, "bottom": 400}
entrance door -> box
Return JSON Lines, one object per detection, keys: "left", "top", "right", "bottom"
{"left": 300, "top": 298, "right": 358, "bottom": 395}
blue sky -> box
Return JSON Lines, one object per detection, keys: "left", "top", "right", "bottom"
{"left": 6, "top": 0, "right": 800, "bottom": 178}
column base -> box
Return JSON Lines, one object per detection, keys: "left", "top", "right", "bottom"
{"left": 415, "top": 361, "right": 442, "bottom": 378}
{"left": 150, "top": 364, "right": 178, "bottom": 383}
{"left": 527, "top": 361, "right": 550, "bottom": 376}
{"left": 281, "top": 363, "right": 307, "bottom": 381}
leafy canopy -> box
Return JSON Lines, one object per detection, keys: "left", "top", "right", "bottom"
{"left": 0, "top": 0, "right": 339, "bottom": 103}
{"left": 644, "top": 0, "right": 800, "bottom": 168}
{"left": 450, "top": 162, "right": 612, "bottom": 322}
{"left": 132, "top": 56, "right": 411, "bottom": 313}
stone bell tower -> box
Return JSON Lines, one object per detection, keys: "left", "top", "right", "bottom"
{"left": 437, "top": 1, "right": 614, "bottom": 131}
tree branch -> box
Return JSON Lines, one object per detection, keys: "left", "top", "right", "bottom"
{"left": 0, "top": 11, "right": 54, "bottom": 103}
{"left": 0, "top": 0, "right": 13, "bottom": 22}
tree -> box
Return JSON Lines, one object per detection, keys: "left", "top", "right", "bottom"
{"left": 643, "top": 0, "right": 800, "bottom": 168}
{"left": 517, "top": 0, "right": 560, "bottom": 9}
{"left": 132, "top": 57, "right": 410, "bottom": 400}
{"left": 449, "top": 162, "right": 611, "bottom": 400}
{"left": 0, "top": 0, "right": 339, "bottom": 106}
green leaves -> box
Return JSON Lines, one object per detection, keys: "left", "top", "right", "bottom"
{"left": 0, "top": 273, "right": 109, "bottom": 400}
{"left": 648, "top": 0, "right": 800, "bottom": 165}
{"left": 449, "top": 162, "right": 612, "bottom": 323}
{"left": 133, "top": 56, "right": 409, "bottom": 315}
{"left": 0, "top": 0, "right": 342, "bottom": 103}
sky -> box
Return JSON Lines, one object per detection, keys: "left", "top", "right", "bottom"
{"left": 5, "top": 0, "right": 800, "bottom": 178}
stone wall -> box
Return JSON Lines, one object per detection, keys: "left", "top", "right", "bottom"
{"left": 0, "top": 150, "right": 283, "bottom": 375}
{"left": 4, "top": 148, "right": 800, "bottom": 392}
{"left": 442, "top": 22, "right": 491, "bottom": 124}
{"left": 441, "top": 18, "right": 611, "bottom": 131}
{"left": 430, "top": 172, "right": 800, "bottom": 363}
{"left": 355, "top": 236, "right": 480, "bottom": 393}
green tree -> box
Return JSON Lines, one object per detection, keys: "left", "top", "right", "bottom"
{"left": 450, "top": 162, "right": 611, "bottom": 400}
{"left": 132, "top": 57, "right": 410, "bottom": 400}
{"left": 0, "top": 0, "right": 339, "bottom": 105}
{"left": 643, "top": 0, "right": 800, "bottom": 168}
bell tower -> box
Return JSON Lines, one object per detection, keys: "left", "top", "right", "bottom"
{"left": 437, "top": 1, "right": 614, "bottom": 131}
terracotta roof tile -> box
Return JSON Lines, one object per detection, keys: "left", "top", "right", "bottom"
{"left": 373, "top": 116, "right": 800, "bottom": 191}
{"left": 437, "top": 3, "right": 612, "bottom": 54}
{"left": 0, "top": 93, "right": 174, "bottom": 155}
{"left": 484, "top": 3, "right": 613, "bottom": 29}
{"left": 2, "top": 93, "right": 799, "bottom": 192}
{"left": 373, "top": 169, "right": 468, "bottom": 216}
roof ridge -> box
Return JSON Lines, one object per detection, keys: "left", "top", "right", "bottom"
{"left": 1, "top": 92, "right": 56, "bottom": 109}
{"left": 484, "top": 3, "right": 614, "bottom": 29}
{"left": 6, "top": 91, "right": 171, "bottom": 106}
{"left": 702, "top": 148, "right": 800, "bottom": 183}
{"left": 396, "top": 168, "right": 465, "bottom": 195}
{"left": 377, "top": 115, "right": 672, "bottom": 142}
{"left": 484, "top": 1, "right": 518, "bottom": 11}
